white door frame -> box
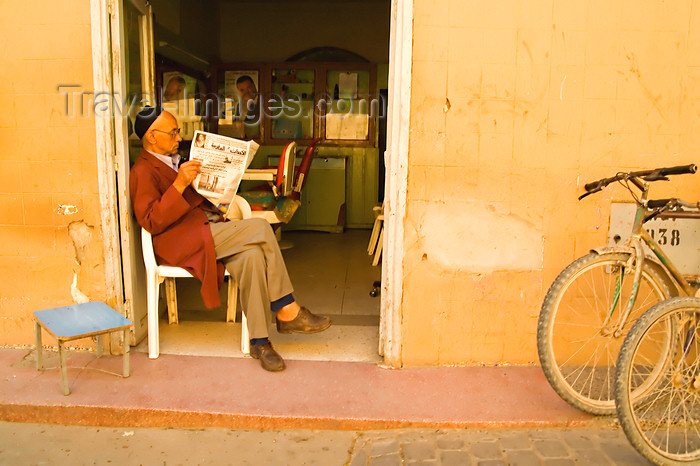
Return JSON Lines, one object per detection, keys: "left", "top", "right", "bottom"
{"left": 89, "top": 0, "right": 154, "bottom": 342}
{"left": 380, "top": 0, "right": 412, "bottom": 367}
{"left": 89, "top": 0, "right": 123, "bottom": 313}
{"left": 110, "top": 0, "right": 155, "bottom": 343}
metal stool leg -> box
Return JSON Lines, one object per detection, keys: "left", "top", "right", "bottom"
{"left": 122, "top": 329, "right": 130, "bottom": 377}
{"left": 58, "top": 341, "right": 69, "bottom": 396}
{"left": 34, "top": 321, "right": 43, "bottom": 371}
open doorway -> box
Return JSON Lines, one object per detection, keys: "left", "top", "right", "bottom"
{"left": 96, "top": 0, "right": 408, "bottom": 364}
{"left": 142, "top": 0, "right": 390, "bottom": 362}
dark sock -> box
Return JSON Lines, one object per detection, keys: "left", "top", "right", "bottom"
{"left": 271, "top": 293, "right": 295, "bottom": 312}
{"left": 250, "top": 337, "right": 269, "bottom": 346}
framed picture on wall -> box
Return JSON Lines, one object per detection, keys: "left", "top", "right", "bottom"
{"left": 162, "top": 71, "right": 197, "bottom": 102}
{"left": 158, "top": 68, "right": 206, "bottom": 141}
{"left": 221, "top": 70, "right": 261, "bottom": 140}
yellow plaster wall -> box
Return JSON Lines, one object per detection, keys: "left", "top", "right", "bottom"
{"left": 403, "top": 0, "right": 700, "bottom": 365}
{"left": 0, "top": 1, "right": 106, "bottom": 347}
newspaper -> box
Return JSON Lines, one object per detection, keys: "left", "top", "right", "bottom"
{"left": 189, "top": 130, "right": 259, "bottom": 214}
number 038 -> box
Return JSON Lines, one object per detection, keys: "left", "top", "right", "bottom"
{"left": 648, "top": 228, "right": 681, "bottom": 246}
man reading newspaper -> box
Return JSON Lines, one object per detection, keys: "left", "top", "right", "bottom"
{"left": 129, "top": 107, "right": 331, "bottom": 372}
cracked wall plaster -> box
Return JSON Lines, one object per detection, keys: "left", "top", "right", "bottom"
{"left": 67, "top": 220, "right": 93, "bottom": 266}
{"left": 67, "top": 220, "right": 94, "bottom": 304}
{"left": 57, "top": 204, "right": 79, "bottom": 215}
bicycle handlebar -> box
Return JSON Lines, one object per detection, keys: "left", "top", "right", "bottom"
{"left": 646, "top": 198, "right": 700, "bottom": 209}
{"left": 580, "top": 164, "right": 697, "bottom": 199}
{"left": 644, "top": 198, "right": 700, "bottom": 222}
{"left": 647, "top": 199, "right": 674, "bottom": 209}
{"left": 658, "top": 164, "right": 699, "bottom": 176}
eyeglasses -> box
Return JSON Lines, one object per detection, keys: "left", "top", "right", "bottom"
{"left": 151, "top": 128, "right": 181, "bottom": 137}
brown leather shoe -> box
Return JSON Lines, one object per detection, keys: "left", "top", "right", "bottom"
{"left": 276, "top": 306, "right": 332, "bottom": 334}
{"left": 250, "top": 342, "right": 285, "bottom": 372}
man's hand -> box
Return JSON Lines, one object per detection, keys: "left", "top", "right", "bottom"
{"left": 173, "top": 160, "right": 201, "bottom": 194}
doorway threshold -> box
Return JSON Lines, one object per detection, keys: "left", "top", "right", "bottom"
{"left": 134, "top": 229, "right": 383, "bottom": 363}
{"left": 133, "top": 319, "right": 382, "bottom": 363}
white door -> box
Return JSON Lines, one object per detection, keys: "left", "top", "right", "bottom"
{"left": 380, "top": 0, "right": 412, "bottom": 366}
{"left": 110, "top": 0, "right": 155, "bottom": 343}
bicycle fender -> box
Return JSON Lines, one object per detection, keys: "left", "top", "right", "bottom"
{"left": 589, "top": 246, "right": 682, "bottom": 296}
{"left": 590, "top": 245, "right": 634, "bottom": 255}
{"left": 591, "top": 245, "right": 667, "bottom": 270}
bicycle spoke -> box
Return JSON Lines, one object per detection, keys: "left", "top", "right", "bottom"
{"left": 663, "top": 388, "right": 685, "bottom": 451}
{"left": 574, "top": 285, "right": 601, "bottom": 327}
{"left": 648, "top": 371, "right": 685, "bottom": 450}
{"left": 676, "top": 389, "right": 698, "bottom": 453}
{"left": 667, "top": 389, "right": 690, "bottom": 424}
{"left": 634, "top": 288, "right": 659, "bottom": 312}
{"left": 636, "top": 378, "right": 673, "bottom": 420}
{"left": 599, "top": 267, "right": 613, "bottom": 323}
{"left": 579, "top": 271, "right": 610, "bottom": 327}
{"left": 561, "top": 337, "right": 599, "bottom": 345}
{"left": 688, "top": 393, "right": 700, "bottom": 444}
{"left": 564, "top": 341, "right": 600, "bottom": 391}
{"left": 645, "top": 383, "right": 677, "bottom": 447}
{"left": 556, "top": 321, "right": 602, "bottom": 328}
{"left": 557, "top": 332, "right": 601, "bottom": 368}
{"left": 579, "top": 339, "right": 605, "bottom": 400}
{"left": 602, "top": 341, "right": 615, "bottom": 401}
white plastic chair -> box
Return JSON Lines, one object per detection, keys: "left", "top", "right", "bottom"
{"left": 367, "top": 202, "right": 384, "bottom": 266}
{"left": 142, "top": 195, "right": 251, "bottom": 359}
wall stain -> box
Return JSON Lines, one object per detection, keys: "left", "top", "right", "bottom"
{"left": 521, "top": 41, "right": 534, "bottom": 64}
{"left": 626, "top": 52, "right": 666, "bottom": 120}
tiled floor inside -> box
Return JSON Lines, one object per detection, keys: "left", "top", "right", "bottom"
{"left": 133, "top": 229, "right": 382, "bottom": 363}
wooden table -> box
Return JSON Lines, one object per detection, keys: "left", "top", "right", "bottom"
{"left": 33, "top": 302, "right": 133, "bottom": 395}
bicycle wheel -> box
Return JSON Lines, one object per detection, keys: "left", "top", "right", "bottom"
{"left": 538, "top": 252, "right": 672, "bottom": 415}
{"left": 616, "top": 297, "right": 700, "bottom": 465}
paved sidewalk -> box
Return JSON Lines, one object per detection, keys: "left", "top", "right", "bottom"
{"left": 348, "top": 424, "right": 648, "bottom": 465}
{"left": 0, "top": 421, "right": 648, "bottom": 465}
{"left": 0, "top": 348, "right": 590, "bottom": 429}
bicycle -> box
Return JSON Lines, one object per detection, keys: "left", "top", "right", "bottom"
{"left": 615, "top": 296, "right": 700, "bottom": 465}
{"left": 537, "top": 164, "right": 699, "bottom": 415}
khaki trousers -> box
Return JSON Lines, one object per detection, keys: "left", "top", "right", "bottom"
{"left": 209, "top": 217, "right": 294, "bottom": 339}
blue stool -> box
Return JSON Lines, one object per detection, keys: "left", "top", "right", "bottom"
{"left": 33, "top": 302, "right": 133, "bottom": 395}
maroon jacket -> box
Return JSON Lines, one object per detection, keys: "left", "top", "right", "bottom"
{"left": 130, "top": 149, "right": 225, "bottom": 308}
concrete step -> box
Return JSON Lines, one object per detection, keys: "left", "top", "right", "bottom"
{"left": 133, "top": 317, "right": 382, "bottom": 363}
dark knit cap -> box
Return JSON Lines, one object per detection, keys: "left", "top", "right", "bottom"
{"left": 134, "top": 106, "right": 163, "bottom": 139}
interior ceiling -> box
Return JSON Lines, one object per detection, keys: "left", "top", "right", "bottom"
{"left": 217, "top": 0, "right": 388, "bottom": 2}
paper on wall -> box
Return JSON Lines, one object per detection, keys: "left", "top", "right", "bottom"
{"left": 338, "top": 72, "right": 358, "bottom": 99}
{"left": 325, "top": 113, "right": 369, "bottom": 140}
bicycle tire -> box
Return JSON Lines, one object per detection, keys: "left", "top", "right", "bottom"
{"left": 538, "top": 252, "right": 672, "bottom": 415}
{"left": 615, "top": 297, "right": 700, "bottom": 465}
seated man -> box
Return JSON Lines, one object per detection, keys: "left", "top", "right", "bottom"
{"left": 129, "top": 107, "right": 330, "bottom": 372}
